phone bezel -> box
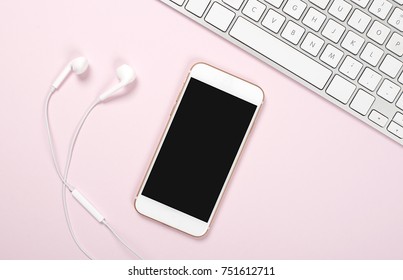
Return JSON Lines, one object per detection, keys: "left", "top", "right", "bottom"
{"left": 135, "top": 63, "right": 264, "bottom": 237}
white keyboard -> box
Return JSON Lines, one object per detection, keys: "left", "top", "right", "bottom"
{"left": 159, "top": 0, "right": 403, "bottom": 146}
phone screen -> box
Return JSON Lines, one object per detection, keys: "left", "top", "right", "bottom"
{"left": 141, "top": 78, "right": 257, "bottom": 222}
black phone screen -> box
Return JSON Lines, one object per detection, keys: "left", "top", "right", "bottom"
{"left": 141, "top": 78, "right": 257, "bottom": 222}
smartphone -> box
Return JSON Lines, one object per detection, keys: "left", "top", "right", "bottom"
{"left": 135, "top": 63, "right": 264, "bottom": 237}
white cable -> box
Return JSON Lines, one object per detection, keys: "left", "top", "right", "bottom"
{"left": 45, "top": 89, "right": 75, "bottom": 192}
{"left": 61, "top": 98, "right": 142, "bottom": 259}
{"left": 102, "top": 220, "right": 142, "bottom": 259}
{"left": 62, "top": 98, "right": 100, "bottom": 260}
{"left": 45, "top": 88, "right": 94, "bottom": 259}
{"left": 45, "top": 88, "right": 142, "bottom": 259}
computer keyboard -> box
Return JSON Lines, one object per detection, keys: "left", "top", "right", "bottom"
{"left": 159, "top": 0, "right": 403, "bottom": 146}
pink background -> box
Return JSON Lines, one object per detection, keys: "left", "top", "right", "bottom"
{"left": 1, "top": 0, "right": 402, "bottom": 259}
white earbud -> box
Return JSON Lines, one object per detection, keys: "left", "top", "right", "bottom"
{"left": 98, "top": 64, "right": 136, "bottom": 102}
{"left": 52, "top": 57, "right": 89, "bottom": 89}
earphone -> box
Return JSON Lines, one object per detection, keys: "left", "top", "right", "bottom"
{"left": 45, "top": 57, "right": 141, "bottom": 259}
{"left": 52, "top": 57, "right": 89, "bottom": 89}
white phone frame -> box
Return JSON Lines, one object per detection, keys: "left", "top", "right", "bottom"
{"left": 135, "top": 63, "right": 264, "bottom": 237}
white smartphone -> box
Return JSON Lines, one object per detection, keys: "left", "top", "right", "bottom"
{"left": 135, "top": 63, "right": 264, "bottom": 237}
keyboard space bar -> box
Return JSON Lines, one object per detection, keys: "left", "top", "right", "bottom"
{"left": 229, "top": 17, "right": 332, "bottom": 90}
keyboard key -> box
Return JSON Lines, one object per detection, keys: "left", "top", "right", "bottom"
{"left": 360, "top": 43, "right": 384, "bottom": 66}
{"left": 322, "top": 19, "right": 345, "bottom": 43}
{"left": 369, "top": 0, "right": 393, "bottom": 20}
{"left": 320, "top": 44, "right": 344, "bottom": 67}
{"left": 262, "top": 9, "right": 286, "bottom": 33}
{"left": 386, "top": 33, "right": 403, "bottom": 57}
{"left": 223, "top": 0, "right": 245, "bottom": 9}
{"left": 393, "top": 0, "right": 403, "bottom": 4}
{"left": 170, "top": 0, "right": 185, "bottom": 5}
{"left": 393, "top": 112, "right": 403, "bottom": 127}
{"left": 350, "top": 89, "right": 375, "bottom": 115}
{"left": 359, "top": 68, "right": 382, "bottom": 91}
{"left": 205, "top": 3, "right": 235, "bottom": 32}
{"left": 302, "top": 8, "right": 326, "bottom": 31}
{"left": 351, "top": 0, "right": 370, "bottom": 8}
{"left": 379, "top": 55, "right": 403, "bottom": 78}
{"left": 348, "top": 9, "right": 371, "bottom": 33}
{"left": 326, "top": 75, "right": 356, "bottom": 104}
{"left": 185, "top": 0, "right": 210, "bottom": 17}
{"left": 400, "top": 72, "right": 403, "bottom": 84}
{"left": 367, "top": 21, "right": 390, "bottom": 45}
{"left": 339, "top": 56, "right": 363, "bottom": 79}
{"left": 281, "top": 21, "right": 305, "bottom": 44}
{"left": 243, "top": 0, "right": 266, "bottom": 21}
{"left": 387, "top": 122, "right": 403, "bottom": 138}
{"left": 328, "top": 0, "right": 352, "bottom": 21}
{"left": 301, "top": 33, "right": 324, "bottom": 56}
{"left": 265, "top": 0, "right": 285, "bottom": 8}
{"left": 309, "top": 0, "right": 330, "bottom": 9}
{"left": 229, "top": 17, "right": 332, "bottom": 89}
{"left": 388, "top": 8, "right": 403, "bottom": 32}
{"left": 369, "top": 110, "right": 388, "bottom": 127}
{"left": 283, "top": 0, "right": 307, "bottom": 20}
{"left": 377, "top": 79, "right": 400, "bottom": 102}
{"left": 341, "top": 31, "right": 365, "bottom": 54}
{"left": 398, "top": 94, "right": 403, "bottom": 110}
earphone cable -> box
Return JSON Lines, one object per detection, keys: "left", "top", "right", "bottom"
{"left": 46, "top": 88, "right": 142, "bottom": 259}
{"left": 102, "top": 220, "right": 142, "bottom": 259}
{"left": 45, "top": 88, "right": 94, "bottom": 259}
{"left": 45, "top": 89, "right": 75, "bottom": 192}
{"left": 61, "top": 98, "right": 100, "bottom": 260}
{"left": 61, "top": 97, "right": 142, "bottom": 259}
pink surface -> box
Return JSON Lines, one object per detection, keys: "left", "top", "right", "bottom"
{"left": 1, "top": 0, "right": 402, "bottom": 260}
